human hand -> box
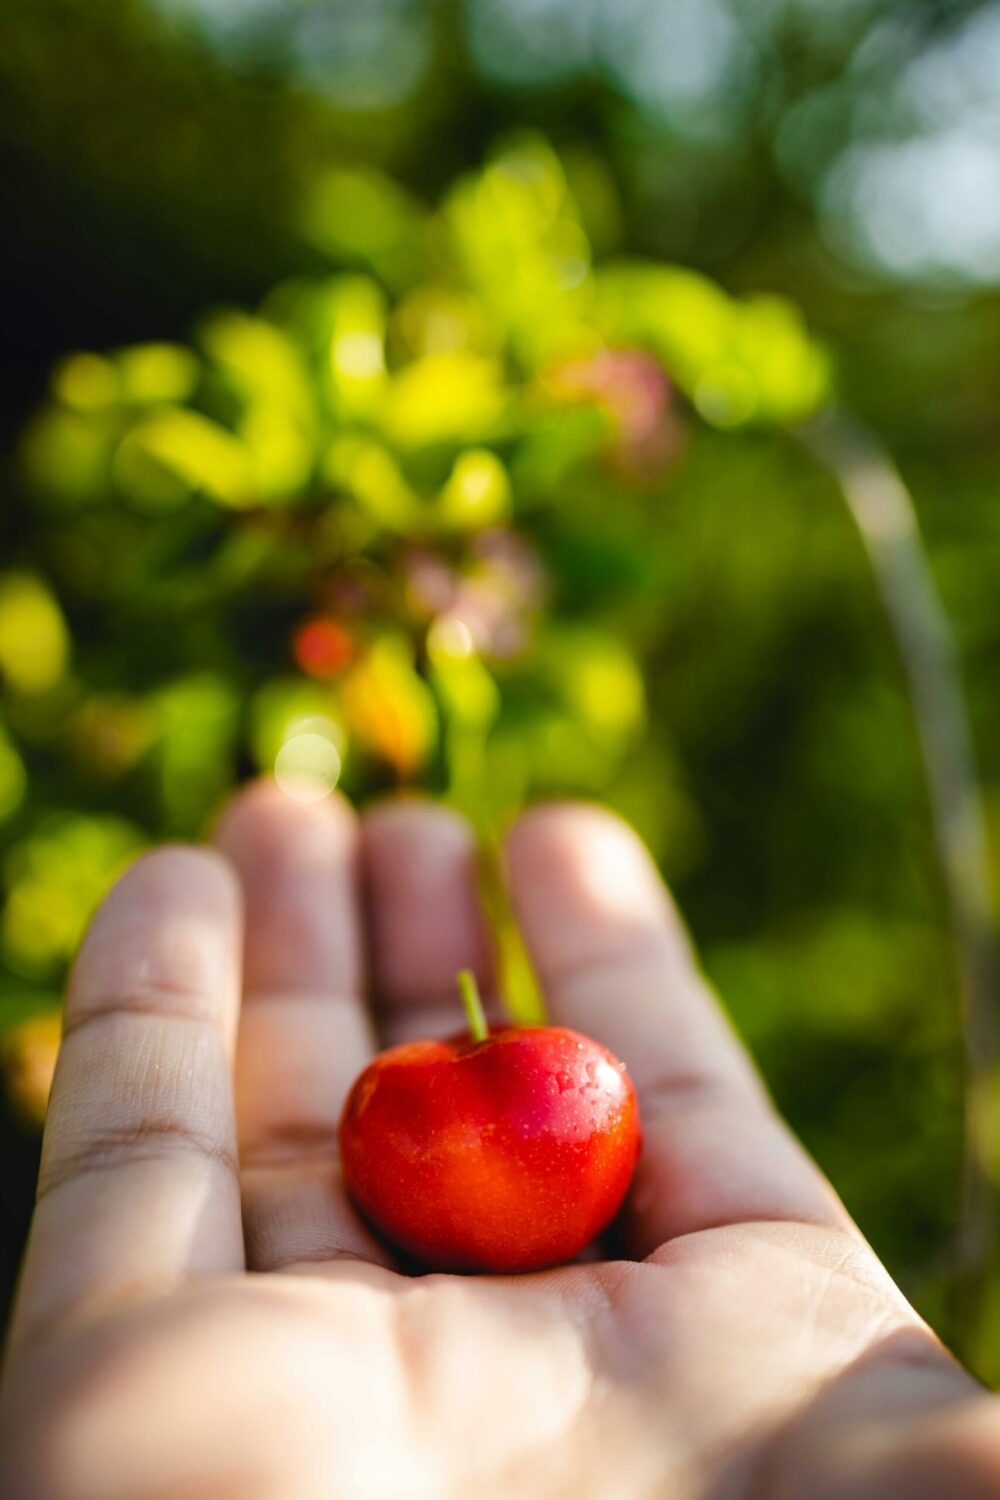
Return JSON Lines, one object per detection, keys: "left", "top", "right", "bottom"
{"left": 2, "top": 782, "right": 998, "bottom": 1499}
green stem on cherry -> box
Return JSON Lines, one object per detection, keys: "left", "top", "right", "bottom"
{"left": 457, "top": 969, "right": 489, "bottom": 1043}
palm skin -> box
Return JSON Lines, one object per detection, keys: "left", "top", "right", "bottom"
{"left": 1, "top": 784, "right": 997, "bottom": 1500}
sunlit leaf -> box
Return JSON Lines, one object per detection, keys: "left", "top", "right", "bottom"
{"left": 149, "top": 674, "right": 240, "bottom": 829}
{"left": 541, "top": 626, "right": 645, "bottom": 738}
{"left": 199, "top": 310, "right": 313, "bottom": 423}
{"left": 20, "top": 405, "right": 117, "bottom": 509}
{"left": 323, "top": 436, "right": 418, "bottom": 530}
{"left": 1, "top": 813, "right": 147, "bottom": 979}
{"left": 116, "top": 343, "right": 201, "bottom": 405}
{"left": 340, "top": 637, "right": 437, "bottom": 777}
{"left": 50, "top": 342, "right": 200, "bottom": 423}
{"left": 437, "top": 449, "right": 511, "bottom": 530}
{"left": 383, "top": 352, "right": 507, "bottom": 449}
{"left": 0, "top": 722, "right": 26, "bottom": 819}
{"left": 0, "top": 574, "right": 70, "bottom": 696}
{"left": 528, "top": 711, "right": 623, "bottom": 788}
{"left": 391, "top": 286, "right": 496, "bottom": 360}
{"left": 428, "top": 630, "right": 500, "bottom": 727}
{"left": 445, "top": 134, "right": 593, "bottom": 364}
{"left": 324, "top": 276, "right": 388, "bottom": 419}
{"left": 595, "top": 264, "right": 830, "bottom": 426}
{"left": 239, "top": 403, "right": 314, "bottom": 500}
{"left": 1, "top": 1009, "right": 61, "bottom": 1127}
{"left": 113, "top": 407, "right": 254, "bottom": 509}
{"left": 300, "top": 167, "right": 429, "bottom": 288}
{"left": 727, "top": 295, "right": 831, "bottom": 425}
{"left": 52, "top": 352, "right": 119, "bottom": 412}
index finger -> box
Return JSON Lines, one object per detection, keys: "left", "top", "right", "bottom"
{"left": 504, "top": 804, "right": 851, "bottom": 1256}
{"left": 7, "top": 848, "right": 244, "bottom": 1359}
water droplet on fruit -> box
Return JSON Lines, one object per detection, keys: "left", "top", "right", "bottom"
{"left": 556, "top": 1071, "right": 575, "bottom": 1093}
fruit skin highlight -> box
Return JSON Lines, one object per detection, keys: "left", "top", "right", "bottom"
{"left": 339, "top": 980, "right": 641, "bottom": 1273}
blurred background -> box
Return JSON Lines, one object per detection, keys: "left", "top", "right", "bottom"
{"left": 2, "top": 0, "right": 999, "bottom": 1377}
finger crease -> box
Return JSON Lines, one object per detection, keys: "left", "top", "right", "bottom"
{"left": 38, "top": 1119, "right": 238, "bottom": 1203}
{"left": 63, "top": 987, "right": 220, "bottom": 1039}
{"left": 241, "top": 986, "right": 364, "bottom": 1010}
{"left": 241, "top": 1125, "right": 342, "bottom": 1170}
{"left": 267, "top": 1245, "right": 380, "bottom": 1272}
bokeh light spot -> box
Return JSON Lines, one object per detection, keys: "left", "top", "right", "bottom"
{"left": 428, "top": 615, "right": 475, "bottom": 660}
{"left": 275, "top": 724, "right": 343, "bottom": 803}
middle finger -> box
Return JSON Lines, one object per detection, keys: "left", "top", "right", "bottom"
{"left": 216, "top": 778, "right": 393, "bottom": 1272}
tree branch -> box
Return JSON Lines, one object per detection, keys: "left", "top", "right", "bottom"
{"left": 800, "top": 407, "right": 999, "bottom": 1363}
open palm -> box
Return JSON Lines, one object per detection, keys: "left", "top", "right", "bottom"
{"left": 1, "top": 783, "right": 995, "bottom": 1500}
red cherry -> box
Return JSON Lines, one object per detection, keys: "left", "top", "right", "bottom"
{"left": 293, "top": 616, "right": 354, "bottom": 678}
{"left": 339, "top": 973, "right": 641, "bottom": 1272}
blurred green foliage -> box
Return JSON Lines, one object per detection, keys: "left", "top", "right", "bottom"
{"left": 2, "top": 0, "right": 1000, "bottom": 1383}
{"left": 3, "top": 136, "right": 829, "bottom": 965}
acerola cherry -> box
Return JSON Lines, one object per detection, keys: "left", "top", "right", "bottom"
{"left": 293, "top": 616, "right": 354, "bottom": 679}
{"left": 339, "top": 972, "right": 641, "bottom": 1272}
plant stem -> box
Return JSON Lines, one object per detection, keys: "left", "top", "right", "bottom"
{"left": 801, "top": 407, "right": 999, "bottom": 1363}
{"left": 475, "top": 838, "right": 547, "bottom": 1025}
{"left": 458, "top": 969, "right": 489, "bottom": 1042}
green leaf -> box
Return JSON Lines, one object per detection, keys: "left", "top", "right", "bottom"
{"left": 113, "top": 408, "right": 255, "bottom": 509}
{"left": 0, "top": 574, "right": 70, "bottom": 695}
{"left": 299, "top": 168, "right": 429, "bottom": 289}
{"left": 596, "top": 263, "right": 830, "bottom": 426}
{"left": 382, "top": 352, "right": 508, "bottom": 449}
{"left": 436, "top": 449, "right": 511, "bottom": 531}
